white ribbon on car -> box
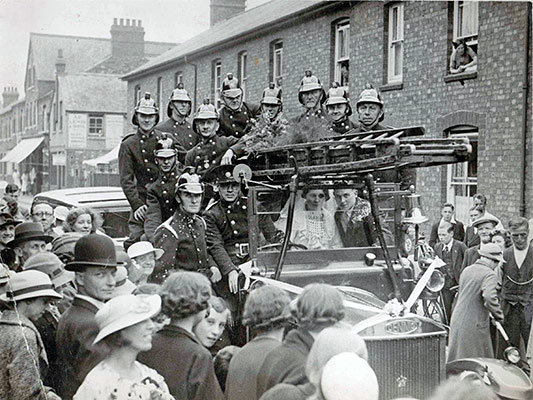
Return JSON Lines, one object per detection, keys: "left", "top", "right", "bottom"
{"left": 404, "top": 257, "right": 446, "bottom": 311}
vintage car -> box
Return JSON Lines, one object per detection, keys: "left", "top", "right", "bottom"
{"left": 238, "top": 126, "right": 472, "bottom": 399}
{"left": 32, "top": 186, "right": 130, "bottom": 242}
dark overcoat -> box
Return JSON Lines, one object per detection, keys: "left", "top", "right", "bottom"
{"left": 434, "top": 239, "right": 468, "bottom": 287}
{"left": 255, "top": 328, "right": 314, "bottom": 399}
{"left": 218, "top": 102, "right": 260, "bottom": 139}
{"left": 118, "top": 129, "right": 160, "bottom": 211}
{"left": 144, "top": 167, "right": 179, "bottom": 242}
{"left": 56, "top": 296, "right": 103, "bottom": 399}
{"left": 154, "top": 117, "right": 199, "bottom": 163}
{"left": 138, "top": 325, "right": 224, "bottom": 400}
{"left": 226, "top": 336, "right": 281, "bottom": 400}
{"left": 184, "top": 135, "right": 245, "bottom": 176}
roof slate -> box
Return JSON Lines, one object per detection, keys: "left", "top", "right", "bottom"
{"left": 123, "top": 0, "right": 325, "bottom": 79}
{"left": 58, "top": 73, "right": 127, "bottom": 113}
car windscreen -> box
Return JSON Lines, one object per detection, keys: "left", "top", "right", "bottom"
{"left": 253, "top": 183, "right": 398, "bottom": 252}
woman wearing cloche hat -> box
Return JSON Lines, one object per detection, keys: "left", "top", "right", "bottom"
{"left": 73, "top": 294, "right": 173, "bottom": 400}
{"left": 0, "top": 270, "right": 62, "bottom": 400}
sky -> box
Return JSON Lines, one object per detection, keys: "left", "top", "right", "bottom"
{"left": 0, "top": 0, "right": 268, "bottom": 99}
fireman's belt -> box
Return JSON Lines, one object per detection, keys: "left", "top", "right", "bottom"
{"left": 227, "top": 243, "right": 249, "bottom": 259}
{"left": 506, "top": 275, "right": 533, "bottom": 286}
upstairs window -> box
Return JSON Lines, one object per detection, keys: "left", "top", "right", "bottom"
{"left": 238, "top": 51, "right": 248, "bottom": 101}
{"left": 334, "top": 20, "right": 350, "bottom": 87}
{"left": 212, "top": 60, "right": 222, "bottom": 108}
{"left": 387, "top": 3, "right": 404, "bottom": 83}
{"left": 453, "top": 0, "right": 478, "bottom": 48}
{"left": 88, "top": 114, "right": 104, "bottom": 139}
{"left": 271, "top": 40, "right": 283, "bottom": 87}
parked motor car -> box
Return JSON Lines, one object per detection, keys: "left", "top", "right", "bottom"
{"left": 32, "top": 186, "right": 130, "bottom": 244}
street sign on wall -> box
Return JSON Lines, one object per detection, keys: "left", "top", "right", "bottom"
{"left": 68, "top": 113, "right": 87, "bottom": 148}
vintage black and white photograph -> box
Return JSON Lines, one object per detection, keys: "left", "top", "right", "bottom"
{"left": 0, "top": 0, "right": 531, "bottom": 399}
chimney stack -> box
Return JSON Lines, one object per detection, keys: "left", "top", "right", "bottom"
{"left": 2, "top": 87, "right": 19, "bottom": 108}
{"left": 55, "top": 49, "right": 66, "bottom": 76}
{"left": 210, "top": 0, "right": 246, "bottom": 27}
{"left": 110, "top": 17, "right": 145, "bottom": 58}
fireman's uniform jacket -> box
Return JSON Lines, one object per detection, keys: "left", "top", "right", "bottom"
{"left": 184, "top": 135, "right": 246, "bottom": 176}
{"left": 203, "top": 196, "right": 282, "bottom": 276}
{"left": 218, "top": 102, "right": 260, "bottom": 139}
{"left": 118, "top": 129, "right": 160, "bottom": 211}
{"left": 330, "top": 117, "right": 357, "bottom": 135}
{"left": 151, "top": 208, "right": 215, "bottom": 284}
{"left": 292, "top": 106, "right": 329, "bottom": 125}
{"left": 144, "top": 165, "right": 181, "bottom": 243}
{"left": 154, "top": 118, "right": 199, "bottom": 163}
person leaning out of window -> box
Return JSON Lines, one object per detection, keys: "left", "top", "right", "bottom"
{"left": 450, "top": 38, "right": 478, "bottom": 74}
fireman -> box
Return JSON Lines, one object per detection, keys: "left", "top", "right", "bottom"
{"left": 144, "top": 135, "right": 182, "bottom": 243}
{"left": 119, "top": 92, "right": 160, "bottom": 249}
{"left": 184, "top": 100, "right": 245, "bottom": 177}
{"left": 155, "top": 83, "right": 199, "bottom": 163}
{"left": 353, "top": 84, "right": 391, "bottom": 133}
{"left": 151, "top": 170, "right": 220, "bottom": 284}
{"left": 218, "top": 72, "right": 259, "bottom": 139}
{"left": 293, "top": 69, "right": 328, "bottom": 123}
{"left": 325, "top": 83, "right": 356, "bottom": 134}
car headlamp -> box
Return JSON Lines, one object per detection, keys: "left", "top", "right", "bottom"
{"left": 504, "top": 346, "right": 521, "bottom": 364}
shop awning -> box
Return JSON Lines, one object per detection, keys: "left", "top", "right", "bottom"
{"left": 0, "top": 137, "right": 45, "bottom": 163}
{"left": 83, "top": 144, "right": 119, "bottom": 167}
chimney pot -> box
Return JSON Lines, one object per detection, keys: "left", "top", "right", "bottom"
{"left": 126, "top": 18, "right": 130, "bottom": 26}
{"left": 120, "top": 18, "right": 124, "bottom": 25}
{"left": 132, "top": 19, "right": 136, "bottom": 26}
{"left": 138, "top": 20, "right": 142, "bottom": 26}
{"left": 113, "top": 17, "right": 118, "bottom": 25}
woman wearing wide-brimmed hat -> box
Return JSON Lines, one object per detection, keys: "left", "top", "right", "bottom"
{"left": 73, "top": 294, "right": 173, "bottom": 400}
{"left": 0, "top": 270, "right": 62, "bottom": 400}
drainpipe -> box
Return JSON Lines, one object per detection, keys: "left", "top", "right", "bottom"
{"left": 184, "top": 55, "right": 198, "bottom": 111}
{"left": 519, "top": 3, "right": 531, "bottom": 217}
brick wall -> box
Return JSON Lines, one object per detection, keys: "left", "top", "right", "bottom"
{"left": 125, "top": 1, "right": 531, "bottom": 230}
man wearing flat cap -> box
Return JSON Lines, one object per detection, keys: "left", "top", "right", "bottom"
{"left": 462, "top": 214, "right": 500, "bottom": 272}
{"left": 6, "top": 221, "right": 52, "bottom": 271}
{"left": 448, "top": 243, "right": 504, "bottom": 362}
{"left": 218, "top": 73, "right": 259, "bottom": 139}
{"left": 155, "top": 83, "right": 199, "bottom": 163}
{"left": 56, "top": 234, "right": 118, "bottom": 399}
{"left": 498, "top": 216, "right": 533, "bottom": 349}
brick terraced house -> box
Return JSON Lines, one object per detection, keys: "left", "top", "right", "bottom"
{"left": 122, "top": 0, "right": 532, "bottom": 228}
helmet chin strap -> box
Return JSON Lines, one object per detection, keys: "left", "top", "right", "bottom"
{"left": 358, "top": 109, "right": 384, "bottom": 130}
{"left": 171, "top": 103, "right": 189, "bottom": 119}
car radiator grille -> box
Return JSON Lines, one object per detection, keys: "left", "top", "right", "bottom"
{"left": 365, "top": 333, "right": 446, "bottom": 400}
